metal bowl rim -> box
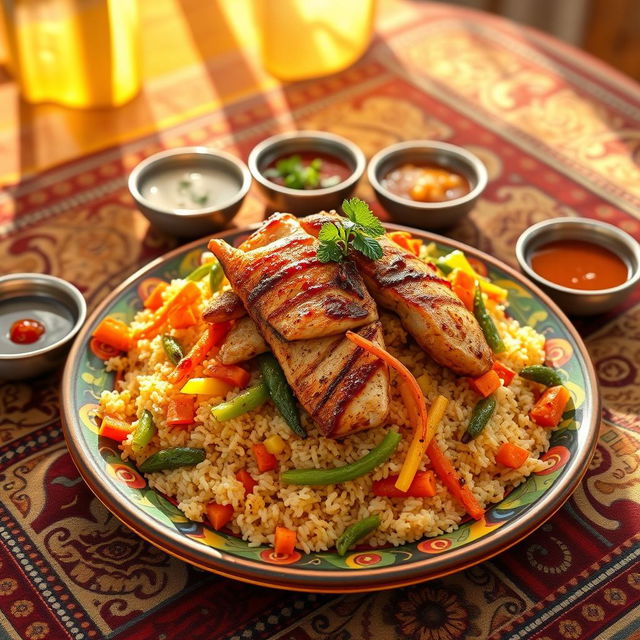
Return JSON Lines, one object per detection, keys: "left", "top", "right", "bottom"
{"left": 515, "top": 217, "right": 640, "bottom": 296}
{"left": 128, "top": 147, "right": 252, "bottom": 217}
{"left": 367, "top": 140, "right": 488, "bottom": 209}
{"left": 248, "top": 130, "right": 366, "bottom": 198}
{"left": 0, "top": 273, "right": 87, "bottom": 360}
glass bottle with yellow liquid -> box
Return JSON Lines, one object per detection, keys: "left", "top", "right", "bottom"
{"left": 1, "top": 0, "right": 139, "bottom": 108}
{"left": 256, "top": 0, "right": 377, "bottom": 81}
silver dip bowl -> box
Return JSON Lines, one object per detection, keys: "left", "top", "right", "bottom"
{"left": 368, "top": 140, "right": 488, "bottom": 230}
{"left": 248, "top": 130, "right": 365, "bottom": 215}
{"left": 516, "top": 217, "right": 640, "bottom": 315}
{"left": 129, "top": 147, "right": 252, "bottom": 238}
{"left": 0, "top": 273, "right": 86, "bottom": 380}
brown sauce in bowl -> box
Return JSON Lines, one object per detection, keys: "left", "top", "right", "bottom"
{"left": 530, "top": 239, "right": 629, "bottom": 290}
{"left": 382, "top": 163, "right": 471, "bottom": 202}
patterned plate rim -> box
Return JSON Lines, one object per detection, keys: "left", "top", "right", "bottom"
{"left": 61, "top": 222, "right": 601, "bottom": 591}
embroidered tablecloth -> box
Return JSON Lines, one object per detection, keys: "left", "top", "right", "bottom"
{"left": 1, "top": 2, "right": 639, "bottom": 639}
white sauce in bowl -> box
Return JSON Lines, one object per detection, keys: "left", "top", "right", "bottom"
{"left": 141, "top": 168, "right": 241, "bottom": 211}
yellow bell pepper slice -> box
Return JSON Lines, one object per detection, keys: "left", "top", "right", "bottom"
{"left": 438, "top": 250, "right": 508, "bottom": 302}
{"left": 180, "top": 377, "right": 233, "bottom": 397}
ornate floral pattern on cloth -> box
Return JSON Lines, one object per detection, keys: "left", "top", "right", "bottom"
{"left": 1, "top": 3, "right": 639, "bottom": 639}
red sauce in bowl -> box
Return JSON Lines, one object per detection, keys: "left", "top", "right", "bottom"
{"left": 264, "top": 151, "right": 352, "bottom": 190}
{"left": 10, "top": 318, "right": 46, "bottom": 344}
{"left": 530, "top": 239, "right": 628, "bottom": 290}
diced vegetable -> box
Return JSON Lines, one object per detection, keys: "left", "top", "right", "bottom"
{"left": 257, "top": 353, "right": 306, "bottom": 438}
{"left": 496, "top": 443, "right": 529, "bottom": 469}
{"left": 344, "top": 331, "right": 429, "bottom": 492}
{"left": 211, "top": 383, "right": 269, "bottom": 422}
{"left": 209, "top": 261, "right": 225, "bottom": 293}
{"left": 396, "top": 393, "right": 448, "bottom": 493}
{"left": 451, "top": 268, "right": 475, "bottom": 311}
{"left": 264, "top": 434, "right": 286, "bottom": 455}
{"left": 168, "top": 304, "right": 198, "bottom": 329}
{"left": 92, "top": 317, "right": 131, "bottom": 352}
{"left": 162, "top": 334, "right": 183, "bottom": 365}
{"left": 530, "top": 385, "right": 570, "bottom": 428}
{"left": 462, "top": 395, "right": 497, "bottom": 443}
{"left": 274, "top": 526, "right": 297, "bottom": 555}
{"left": 336, "top": 515, "right": 380, "bottom": 556}
{"left": 133, "top": 280, "right": 202, "bottom": 341}
{"left": 468, "top": 369, "right": 501, "bottom": 397}
{"left": 166, "top": 395, "right": 196, "bottom": 426}
{"left": 372, "top": 471, "right": 437, "bottom": 498}
{"left": 437, "top": 250, "right": 508, "bottom": 301}
{"left": 206, "top": 502, "right": 234, "bottom": 530}
{"left": 416, "top": 372, "right": 432, "bottom": 396}
{"left": 138, "top": 447, "right": 205, "bottom": 473}
{"left": 131, "top": 409, "right": 156, "bottom": 452}
{"left": 473, "top": 285, "right": 505, "bottom": 353}
{"left": 180, "top": 377, "right": 233, "bottom": 397}
{"left": 203, "top": 361, "right": 251, "bottom": 389}
{"left": 236, "top": 469, "right": 257, "bottom": 495}
{"left": 427, "top": 440, "right": 484, "bottom": 520}
{"left": 143, "top": 281, "right": 168, "bottom": 311}
{"left": 519, "top": 365, "right": 563, "bottom": 387}
{"left": 99, "top": 415, "right": 133, "bottom": 442}
{"left": 492, "top": 361, "right": 515, "bottom": 386}
{"left": 253, "top": 443, "right": 277, "bottom": 473}
{"left": 168, "top": 322, "right": 232, "bottom": 385}
{"left": 281, "top": 430, "right": 401, "bottom": 486}
{"left": 185, "top": 262, "right": 212, "bottom": 282}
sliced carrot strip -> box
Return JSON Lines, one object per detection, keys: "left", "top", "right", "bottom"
{"left": 427, "top": 440, "right": 484, "bottom": 520}
{"left": 168, "top": 304, "right": 198, "bottom": 329}
{"left": 372, "top": 471, "right": 437, "bottom": 497}
{"left": 133, "top": 281, "right": 201, "bottom": 341}
{"left": 143, "top": 281, "right": 169, "bottom": 311}
{"left": 345, "top": 331, "right": 428, "bottom": 492}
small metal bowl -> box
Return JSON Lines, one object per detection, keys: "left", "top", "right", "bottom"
{"left": 0, "top": 274, "right": 87, "bottom": 380}
{"left": 368, "top": 140, "right": 488, "bottom": 230}
{"left": 515, "top": 217, "right": 640, "bottom": 315}
{"left": 128, "top": 147, "right": 252, "bottom": 238}
{"left": 248, "top": 131, "right": 365, "bottom": 215}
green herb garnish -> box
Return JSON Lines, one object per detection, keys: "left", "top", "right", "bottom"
{"left": 263, "top": 155, "right": 339, "bottom": 190}
{"left": 178, "top": 178, "right": 209, "bottom": 206}
{"left": 317, "top": 198, "right": 384, "bottom": 263}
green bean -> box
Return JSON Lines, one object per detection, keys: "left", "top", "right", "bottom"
{"left": 139, "top": 447, "right": 205, "bottom": 473}
{"left": 258, "top": 353, "right": 306, "bottom": 438}
{"left": 336, "top": 515, "right": 381, "bottom": 556}
{"left": 209, "top": 261, "right": 224, "bottom": 293}
{"left": 162, "top": 334, "right": 183, "bottom": 365}
{"left": 435, "top": 258, "right": 453, "bottom": 275}
{"left": 131, "top": 409, "right": 156, "bottom": 452}
{"left": 473, "top": 286, "right": 505, "bottom": 353}
{"left": 185, "top": 262, "right": 212, "bottom": 282}
{"left": 519, "top": 365, "right": 563, "bottom": 387}
{"left": 462, "top": 395, "right": 497, "bottom": 443}
{"left": 211, "top": 383, "right": 269, "bottom": 422}
{"left": 281, "top": 431, "right": 401, "bottom": 486}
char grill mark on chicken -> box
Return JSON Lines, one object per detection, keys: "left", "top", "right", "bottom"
{"left": 301, "top": 212, "right": 493, "bottom": 377}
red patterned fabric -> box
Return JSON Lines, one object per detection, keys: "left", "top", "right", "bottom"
{"left": 1, "top": 4, "right": 639, "bottom": 639}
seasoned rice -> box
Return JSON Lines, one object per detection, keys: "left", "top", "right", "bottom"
{"left": 100, "top": 277, "right": 551, "bottom": 553}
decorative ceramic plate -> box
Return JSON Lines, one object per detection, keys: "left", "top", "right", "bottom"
{"left": 61, "top": 224, "right": 600, "bottom": 593}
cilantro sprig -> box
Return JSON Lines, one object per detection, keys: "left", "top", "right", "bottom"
{"left": 317, "top": 198, "right": 385, "bottom": 263}
{"left": 263, "top": 155, "right": 341, "bottom": 190}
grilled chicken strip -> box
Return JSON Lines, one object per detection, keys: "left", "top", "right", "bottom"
{"left": 209, "top": 213, "right": 377, "bottom": 341}
{"left": 301, "top": 212, "right": 493, "bottom": 377}
{"left": 219, "top": 316, "right": 268, "bottom": 365}
{"left": 202, "top": 290, "right": 247, "bottom": 324}
{"left": 208, "top": 214, "right": 390, "bottom": 437}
